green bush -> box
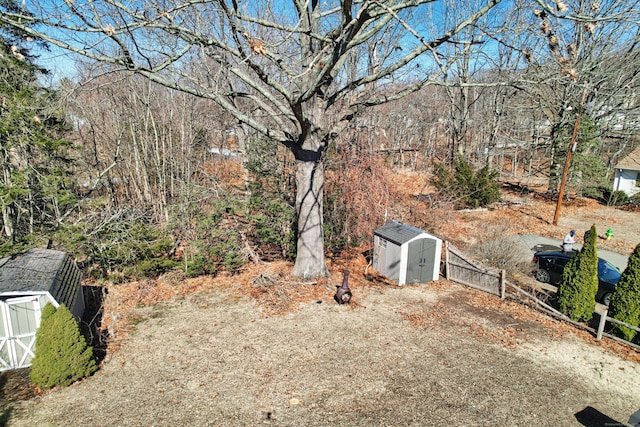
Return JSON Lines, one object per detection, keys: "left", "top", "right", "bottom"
{"left": 581, "top": 185, "right": 607, "bottom": 202}
{"left": 183, "top": 252, "right": 207, "bottom": 278}
{"left": 248, "top": 184, "right": 296, "bottom": 260}
{"left": 182, "top": 201, "right": 249, "bottom": 277}
{"left": 30, "top": 303, "right": 97, "bottom": 389}
{"left": 558, "top": 224, "right": 599, "bottom": 321}
{"left": 609, "top": 243, "right": 640, "bottom": 342}
{"left": 466, "top": 164, "right": 501, "bottom": 208}
{"left": 431, "top": 156, "right": 501, "bottom": 209}
{"left": 133, "top": 258, "right": 180, "bottom": 278}
{"left": 606, "top": 190, "right": 629, "bottom": 207}
{"left": 52, "top": 209, "right": 176, "bottom": 280}
{"left": 584, "top": 188, "right": 629, "bottom": 207}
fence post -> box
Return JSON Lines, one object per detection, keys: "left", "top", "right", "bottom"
{"left": 500, "top": 270, "right": 506, "bottom": 300}
{"left": 444, "top": 241, "right": 450, "bottom": 280}
{"left": 596, "top": 308, "right": 608, "bottom": 340}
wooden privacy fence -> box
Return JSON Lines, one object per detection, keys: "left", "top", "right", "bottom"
{"left": 507, "top": 278, "right": 640, "bottom": 350}
{"left": 440, "top": 241, "right": 640, "bottom": 351}
{"left": 597, "top": 308, "right": 640, "bottom": 350}
{"left": 443, "top": 242, "right": 506, "bottom": 299}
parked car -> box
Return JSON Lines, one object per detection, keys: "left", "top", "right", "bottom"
{"left": 532, "top": 250, "right": 621, "bottom": 306}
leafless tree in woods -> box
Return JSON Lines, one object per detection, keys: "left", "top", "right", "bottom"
{"left": 436, "top": 0, "right": 492, "bottom": 165}
{"left": 64, "top": 70, "right": 238, "bottom": 224}
{"left": 1, "top": 0, "right": 507, "bottom": 278}
{"left": 462, "top": 22, "right": 543, "bottom": 179}
{"left": 395, "top": 0, "right": 640, "bottom": 186}
{"left": 513, "top": 0, "right": 640, "bottom": 193}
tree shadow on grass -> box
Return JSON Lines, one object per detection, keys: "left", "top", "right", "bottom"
{"left": 0, "top": 406, "right": 13, "bottom": 427}
{"left": 575, "top": 406, "right": 625, "bottom": 427}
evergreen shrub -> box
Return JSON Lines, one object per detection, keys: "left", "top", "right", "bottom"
{"left": 606, "top": 190, "right": 630, "bottom": 207}
{"left": 54, "top": 211, "right": 176, "bottom": 280}
{"left": 431, "top": 156, "right": 501, "bottom": 209}
{"left": 182, "top": 200, "right": 248, "bottom": 277}
{"left": 609, "top": 243, "right": 640, "bottom": 342}
{"left": 248, "top": 183, "right": 296, "bottom": 260}
{"left": 30, "top": 303, "right": 97, "bottom": 389}
{"left": 558, "top": 224, "right": 599, "bottom": 321}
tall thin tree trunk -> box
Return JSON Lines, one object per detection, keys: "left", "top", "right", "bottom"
{"left": 2, "top": 205, "right": 13, "bottom": 238}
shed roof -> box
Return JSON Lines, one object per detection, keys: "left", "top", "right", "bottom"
{"left": 615, "top": 146, "right": 640, "bottom": 171}
{"left": 374, "top": 220, "right": 427, "bottom": 245}
{"left": 0, "top": 249, "right": 68, "bottom": 294}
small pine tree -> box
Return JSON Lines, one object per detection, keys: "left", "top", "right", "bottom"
{"left": 609, "top": 243, "right": 640, "bottom": 342}
{"left": 431, "top": 157, "right": 501, "bottom": 209}
{"left": 467, "top": 165, "right": 501, "bottom": 208}
{"left": 558, "top": 224, "right": 599, "bottom": 321}
{"left": 30, "top": 303, "right": 97, "bottom": 389}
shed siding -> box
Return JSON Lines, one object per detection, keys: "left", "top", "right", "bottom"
{"left": 405, "top": 238, "right": 439, "bottom": 284}
{"left": 9, "top": 297, "right": 39, "bottom": 367}
{"left": 373, "top": 236, "right": 402, "bottom": 282}
{"left": 0, "top": 295, "right": 44, "bottom": 370}
{"left": 385, "top": 241, "right": 402, "bottom": 282}
{"left": 52, "top": 256, "right": 84, "bottom": 316}
{"left": 0, "top": 307, "right": 8, "bottom": 370}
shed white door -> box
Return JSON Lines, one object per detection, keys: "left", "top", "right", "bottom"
{"left": 406, "top": 238, "right": 437, "bottom": 284}
{"left": 0, "top": 296, "right": 41, "bottom": 371}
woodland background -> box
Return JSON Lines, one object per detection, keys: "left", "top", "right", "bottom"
{"left": 1, "top": 0, "right": 640, "bottom": 282}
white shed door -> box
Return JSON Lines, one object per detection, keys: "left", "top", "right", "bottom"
{"left": 0, "top": 296, "right": 41, "bottom": 371}
{"left": 406, "top": 238, "right": 437, "bottom": 284}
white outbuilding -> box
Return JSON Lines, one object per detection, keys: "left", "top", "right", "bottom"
{"left": 613, "top": 146, "right": 640, "bottom": 197}
{"left": 373, "top": 220, "right": 442, "bottom": 285}
{"left": 0, "top": 249, "right": 84, "bottom": 371}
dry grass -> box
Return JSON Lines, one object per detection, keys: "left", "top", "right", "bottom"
{"left": 6, "top": 275, "right": 640, "bottom": 427}
{"left": 3, "top": 183, "right": 640, "bottom": 426}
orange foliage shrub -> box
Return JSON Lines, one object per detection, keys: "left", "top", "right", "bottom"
{"left": 324, "top": 143, "right": 396, "bottom": 252}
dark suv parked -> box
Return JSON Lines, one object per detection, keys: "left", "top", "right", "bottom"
{"left": 532, "top": 250, "right": 621, "bottom": 306}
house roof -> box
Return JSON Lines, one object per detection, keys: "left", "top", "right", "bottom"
{"left": 374, "top": 220, "right": 427, "bottom": 245}
{"left": 0, "top": 248, "right": 68, "bottom": 294}
{"left": 615, "top": 146, "right": 640, "bottom": 171}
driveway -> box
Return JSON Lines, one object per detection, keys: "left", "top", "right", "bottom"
{"left": 514, "top": 234, "right": 629, "bottom": 271}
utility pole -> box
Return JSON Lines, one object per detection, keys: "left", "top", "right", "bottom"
{"left": 553, "top": 88, "right": 589, "bottom": 226}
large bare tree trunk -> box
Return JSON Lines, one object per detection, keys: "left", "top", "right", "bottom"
{"left": 291, "top": 92, "right": 330, "bottom": 279}
{"left": 292, "top": 155, "right": 328, "bottom": 279}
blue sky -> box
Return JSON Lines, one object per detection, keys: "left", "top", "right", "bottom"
{"left": 34, "top": 44, "right": 80, "bottom": 85}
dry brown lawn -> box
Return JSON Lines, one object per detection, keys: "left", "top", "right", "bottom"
{"left": 5, "top": 274, "right": 640, "bottom": 426}
{"left": 2, "top": 184, "right": 640, "bottom": 426}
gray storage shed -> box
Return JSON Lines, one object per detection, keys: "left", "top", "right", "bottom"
{"left": 373, "top": 220, "right": 442, "bottom": 285}
{"left": 0, "top": 248, "right": 84, "bottom": 371}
